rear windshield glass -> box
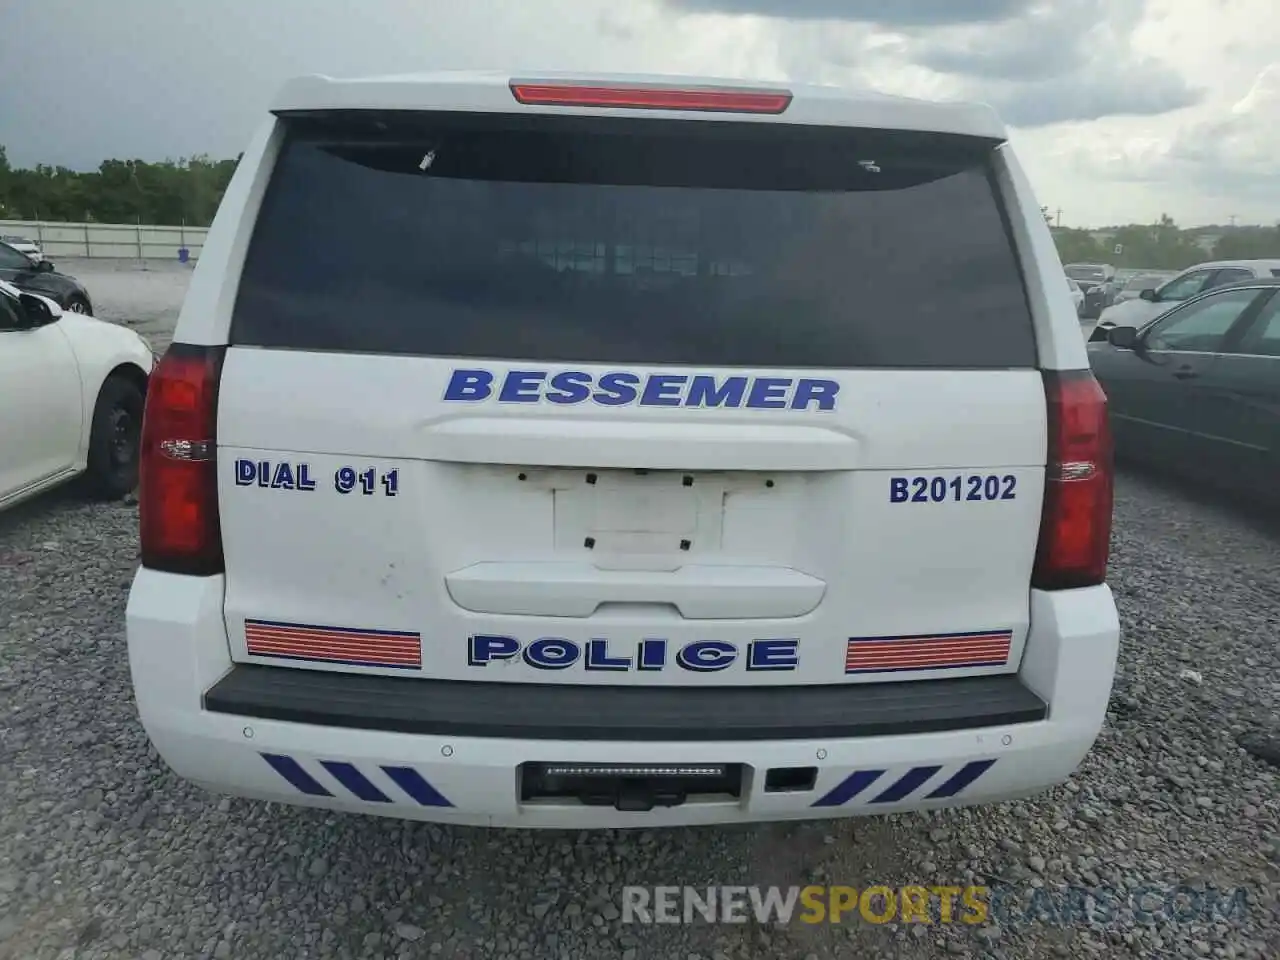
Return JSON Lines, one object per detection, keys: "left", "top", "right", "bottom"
{"left": 231, "top": 113, "right": 1036, "bottom": 368}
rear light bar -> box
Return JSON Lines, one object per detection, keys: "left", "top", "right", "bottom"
{"left": 541, "top": 765, "right": 727, "bottom": 778}
{"left": 1032, "top": 370, "right": 1114, "bottom": 590}
{"left": 139, "top": 343, "right": 226, "bottom": 576}
{"left": 509, "top": 81, "right": 793, "bottom": 114}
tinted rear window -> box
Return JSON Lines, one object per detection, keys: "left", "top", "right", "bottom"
{"left": 232, "top": 113, "right": 1036, "bottom": 368}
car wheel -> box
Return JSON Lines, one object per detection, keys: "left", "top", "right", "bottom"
{"left": 84, "top": 375, "right": 145, "bottom": 500}
{"left": 66, "top": 295, "right": 92, "bottom": 314}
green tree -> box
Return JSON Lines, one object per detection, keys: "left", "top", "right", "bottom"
{"left": 1051, "top": 228, "right": 1106, "bottom": 265}
{"left": 1103, "top": 215, "right": 1205, "bottom": 270}
{"left": 1212, "top": 225, "right": 1280, "bottom": 260}
{"left": 0, "top": 146, "right": 238, "bottom": 226}
{"left": 0, "top": 145, "right": 9, "bottom": 217}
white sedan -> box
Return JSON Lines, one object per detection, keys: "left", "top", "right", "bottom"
{"left": 1, "top": 234, "right": 43, "bottom": 261}
{"left": 1091, "top": 258, "right": 1280, "bottom": 340}
{"left": 0, "top": 279, "right": 154, "bottom": 510}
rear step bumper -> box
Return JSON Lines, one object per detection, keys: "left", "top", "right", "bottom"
{"left": 203, "top": 668, "right": 1047, "bottom": 740}
{"left": 127, "top": 570, "right": 1120, "bottom": 828}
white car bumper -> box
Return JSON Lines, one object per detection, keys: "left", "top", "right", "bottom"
{"left": 126, "top": 569, "right": 1120, "bottom": 829}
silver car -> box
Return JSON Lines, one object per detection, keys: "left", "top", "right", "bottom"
{"left": 1113, "top": 272, "right": 1175, "bottom": 304}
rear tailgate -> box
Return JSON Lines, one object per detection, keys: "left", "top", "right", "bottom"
{"left": 216, "top": 110, "right": 1045, "bottom": 687}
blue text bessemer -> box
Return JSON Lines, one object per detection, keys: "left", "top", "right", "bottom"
{"left": 442, "top": 368, "right": 840, "bottom": 411}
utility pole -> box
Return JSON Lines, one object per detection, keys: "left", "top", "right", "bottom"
{"left": 1228, "top": 214, "right": 1238, "bottom": 228}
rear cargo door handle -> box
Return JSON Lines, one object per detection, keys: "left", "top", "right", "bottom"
{"left": 1172, "top": 366, "right": 1199, "bottom": 380}
{"left": 445, "top": 561, "right": 827, "bottom": 619}
{"left": 418, "top": 417, "right": 861, "bottom": 471}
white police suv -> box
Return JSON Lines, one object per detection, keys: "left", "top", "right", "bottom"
{"left": 126, "top": 71, "right": 1120, "bottom": 828}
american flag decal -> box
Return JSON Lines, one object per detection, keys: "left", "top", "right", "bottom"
{"left": 244, "top": 619, "right": 421, "bottom": 669}
{"left": 845, "top": 629, "right": 1013, "bottom": 674}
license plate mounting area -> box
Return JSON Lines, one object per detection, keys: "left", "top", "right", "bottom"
{"left": 548, "top": 468, "right": 759, "bottom": 562}
{"left": 518, "top": 762, "right": 745, "bottom": 811}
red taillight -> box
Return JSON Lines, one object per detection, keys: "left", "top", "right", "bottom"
{"left": 139, "top": 343, "right": 226, "bottom": 575}
{"left": 1032, "top": 370, "right": 1114, "bottom": 590}
{"left": 509, "top": 81, "right": 793, "bottom": 114}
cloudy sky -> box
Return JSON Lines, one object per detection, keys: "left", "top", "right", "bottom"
{"left": 2, "top": 0, "right": 1275, "bottom": 227}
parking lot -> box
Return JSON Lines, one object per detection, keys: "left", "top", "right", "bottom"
{"left": 1, "top": 261, "right": 1278, "bottom": 960}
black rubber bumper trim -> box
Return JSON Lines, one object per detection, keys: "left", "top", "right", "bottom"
{"left": 204, "top": 665, "right": 1047, "bottom": 742}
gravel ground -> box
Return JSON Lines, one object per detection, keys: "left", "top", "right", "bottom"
{"left": 1, "top": 264, "right": 1277, "bottom": 959}
{"left": 59, "top": 258, "right": 192, "bottom": 354}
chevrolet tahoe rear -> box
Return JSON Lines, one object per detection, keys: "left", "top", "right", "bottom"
{"left": 125, "top": 72, "right": 1120, "bottom": 828}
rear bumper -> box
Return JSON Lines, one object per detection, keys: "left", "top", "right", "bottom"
{"left": 205, "top": 666, "right": 1048, "bottom": 741}
{"left": 126, "top": 570, "right": 1120, "bottom": 828}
